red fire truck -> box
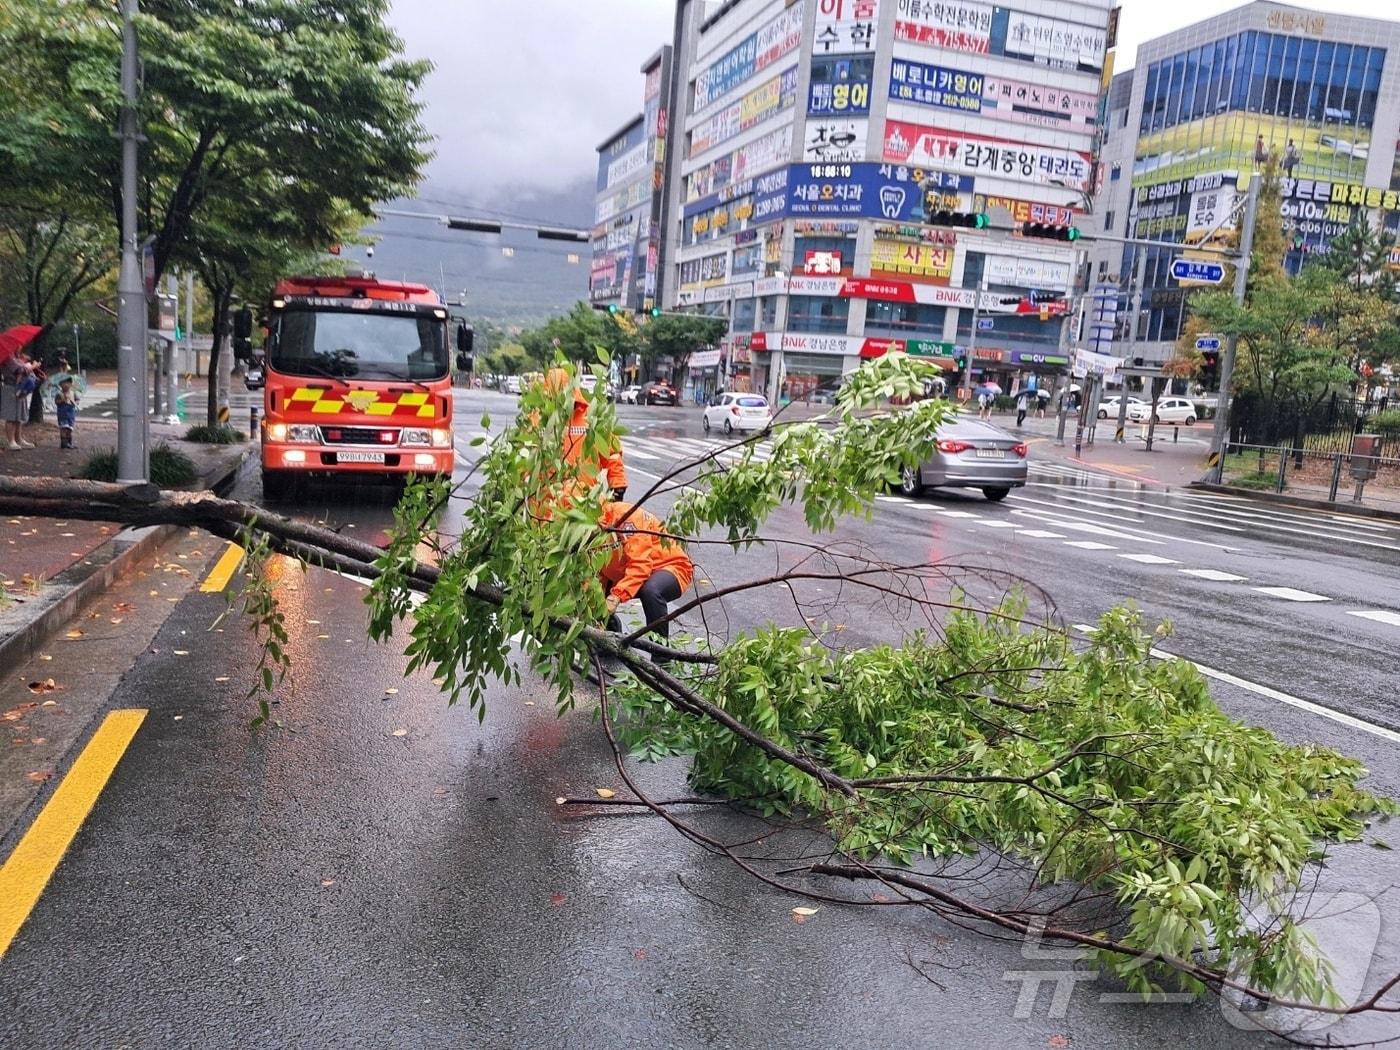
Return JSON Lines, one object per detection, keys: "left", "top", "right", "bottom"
{"left": 258, "top": 274, "right": 469, "bottom": 500}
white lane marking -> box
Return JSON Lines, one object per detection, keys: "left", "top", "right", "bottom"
{"left": 1118, "top": 553, "right": 1178, "bottom": 564}
{"left": 619, "top": 444, "right": 662, "bottom": 461}
{"left": 1253, "top": 586, "right": 1331, "bottom": 602}
{"left": 1348, "top": 610, "right": 1400, "bottom": 627}
{"left": 1017, "top": 529, "right": 1065, "bottom": 538}
{"left": 1058, "top": 519, "right": 1164, "bottom": 544}
{"left": 1065, "top": 541, "right": 1115, "bottom": 550}
{"left": 1180, "top": 569, "right": 1248, "bottom": 582}
{"left": 1161, "top": 494, "right": 1400, "bottom": 553}
{"left": 1070, "top": 624, "right": 1400, "bottom": 746}
{"left": 977, "top": 520, "right": 1020, "bottom": 528}
{"left": 1008, "top": 498, "right": 1233, "bottom": 552}
{"left": 1013, "top": 489, "right": 1247, "bottom": 536}
{"left": 937, "top": 510, "right": 981, "bottom": 519}
{"left": 876, "top": 495, "right": 911, "bottom": 504}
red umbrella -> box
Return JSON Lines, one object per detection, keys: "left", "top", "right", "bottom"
{"left": 0, "top": 325, "right": 45, "bottom": 365}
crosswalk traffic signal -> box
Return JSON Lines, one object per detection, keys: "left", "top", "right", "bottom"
{"left": 926, "top": 208, "right": 988, "bottom": 228}
{"left": 1020, "top": 222, "right": 1081, "bottom": 241}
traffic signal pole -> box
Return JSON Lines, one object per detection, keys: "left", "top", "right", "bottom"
{"left": 115, "top": 0, "right": 148, "bottom": 483}
{"left": 961, "top": 279, "right": 983, "bottom": 400}
{"left": 1207, "top": 172, "right": 1262, "bottom": 481}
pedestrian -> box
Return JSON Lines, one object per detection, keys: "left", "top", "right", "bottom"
{"left": 977, "top": 389, "right": 993, "bottom": 421}
{"left": 1, "top": 349, "right": 39, "bottom": 450}
{"left": 597, "top": 500, "right": 694, "bottom": 652}
{"left": 55, "top": 375, "right": 79, "bottom": 448}
{"left": 1015, "top": 388, "right": 1030, "bottom": 428}
{"left": 1283, "top": 138, "right": 1300, "bottom": 176}
{"left": 1035, "top": 388, "right": 1051, "bottom": 419}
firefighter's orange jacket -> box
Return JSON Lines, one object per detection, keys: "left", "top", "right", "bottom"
{"left": 598, "top": 502, "right": 694, "bottom": 604}
{"left": 539, "top": 368, "right": 627, "bottom": 492}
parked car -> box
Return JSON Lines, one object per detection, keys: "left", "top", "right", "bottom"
{"left": 244, "top": 362, "right": 264, "bottom": 390}
{"left": 1097, "top": 395, "right": 1143, "bottom": 419}
{"left": 618, "top": 384, "right": 642, "bottom": 404}
{"left": 503, "top": 375, "right": 522, "bottom": 395}
{"left": 642, "top": 380, "right": 678, "bottom": 406}
{"left": 578, "top": 372, "right": 598, "bottom": 395}
{"left": 703, "top": 392, "right": 772, "bottom": 434}
{"left": 1128, "top": 397, "right": 1197, "bottom": 425}
{"left": 897, "top": 419, "right": 1029, "bottom": 502}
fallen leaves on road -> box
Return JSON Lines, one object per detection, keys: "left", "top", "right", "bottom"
{"left": 38, "top": 654, "right": 51, "bottom": 661}
{"left": 595, "top": 788, "right": 617, "bottom": 799}
{"left": 320, "top": 879, "right": 337, "bottom": 888}
{"left": 64, "top": 629, "right": 83, "bottom": 639}
{"left": 215, "top": 676, "right": 230, "bottom": 683}
{"left": 1048, "top": 1037, "right": 1071, "bottom": 1049}
{"left": 113, "top": 602, "right": 133, "bottom": 613}
{"left": 633, "top": 948, "right": 648, "bottom": 961}
{"left": 391, "top": 728, "right": 408, "bottom": 737}
{"left": 3, "top": 702, "right": 38, "bottom": 720}
{"left": 26, "top": 770, "right": 52, "bottom": 783}
{"left": 110, "top": 618, "right": 124, "bottom": 625}
{"left": 791, "top": 907, "right": 819, "bottom": 924}
{"left": 555, "top": 796, "right": 566, "bottom": 805}
{"left": 432, "top": 787, "right": 449, "bottom": 797}
{"left": 549, "top": 893, "right": 566, "bottom": 906}
{"left": 384, "top": 688, "right": 399, "bottom": 695}
{"left": 26, "top": 679, "right": 58, "bottom": 694}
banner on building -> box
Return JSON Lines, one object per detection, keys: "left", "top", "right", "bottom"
{"left": 690, "top": 67, "right": 799, "bottom": 155}
{"left": 692, "top": 1, "right": 804, "bottom": 110}
{"left": 985, "top": 254, "right": 1072, "bottom": 289}
{"left": 804, "top": 118, "right": 868, "bottom": 162}
{"left": 883, "top": 120, "right": 1093, "bottom": 190}
{"left": 870, "top": 239, "right": 954, "bottom": 280}
{"left": 893, "top": 0, "right": 993, "bottom": 54}
{"left": 814, "top": 0, "right": 880, "bottom": 53}
{"left": 786, "top": 162, "right": 973, "bottom": 220}
{"left": 808, "top": 56, "right": 873, "bottom": 115}
{"left": 1002, "top": 11, "right": 1106, "bottom": 73}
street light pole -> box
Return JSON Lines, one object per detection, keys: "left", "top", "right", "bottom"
{"left": 115, "top": 0, "right": 148, "bottom": 483}
{"left": 961, "top": 278, "right": 984, "bottom": 400}
{"left": 1208, "top": 171, "right": 1263, "bottom": 481}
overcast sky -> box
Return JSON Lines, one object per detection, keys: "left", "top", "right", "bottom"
{"left": 388, "top": 0, "right": 1384, "bottom": 208}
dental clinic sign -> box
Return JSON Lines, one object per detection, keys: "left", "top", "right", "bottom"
{"left": 785, "top": 162, "right": 974, "bottom": 219}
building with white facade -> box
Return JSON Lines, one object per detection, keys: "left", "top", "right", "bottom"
{"left": 651, "top": 0, "right": 1116, "bottom": 402}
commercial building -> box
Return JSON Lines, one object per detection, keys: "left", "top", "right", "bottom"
{"left": 592, "top": 47, "right": 675, "bottom": 313}
{"left": 1088, "top": 1, "right": 1400, "bottom": 366}
{"left": 599, "top": 0, "right": 1117, "bottom": 403}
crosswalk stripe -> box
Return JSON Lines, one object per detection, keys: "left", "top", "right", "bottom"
{"left": 1065, "top": 540, "right": 1115, "bottom": 550}
{"left": 1253, "top": 586, "right": 1331, "bottom": 602}
{"left": 1016, "top": 529, "right": 1064, "bottom": 538}
{"left": 1179, "top": 569, "right": 1247, "bottom": 581}
{"left": 977, "top": 520, "right": 1020, "bottom": 528}
{"left": 1118, "top": 553, "right": 1177, "bottom": 564}
{"left": 1348, "top": 610, "right": 1400, "bottom": 627}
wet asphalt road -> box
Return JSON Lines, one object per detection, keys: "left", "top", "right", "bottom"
{"left": 2, "top": 389, "right": 1398, "bottom": 1048}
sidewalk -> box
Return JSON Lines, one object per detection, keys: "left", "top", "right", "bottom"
{"left": 0, "top": 414, "right": 253, "bottom": 666}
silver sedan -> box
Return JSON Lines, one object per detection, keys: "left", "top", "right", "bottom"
{"left": 897, "top": 419, "right": 1029, "bottom": 501}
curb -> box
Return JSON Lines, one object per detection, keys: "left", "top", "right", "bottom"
{"left": 0, "top": 446, "right": 251, "bottom": 669}
{"left": 1189, "top": 481, "right": 1400, "bottom": 523}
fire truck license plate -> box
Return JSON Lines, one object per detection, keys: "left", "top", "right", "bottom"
{"left": 338, "top": 451, "right": 386, "bottom": 464}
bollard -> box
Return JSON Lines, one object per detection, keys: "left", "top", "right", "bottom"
{"left": 1274, "top": 448, "right": 1287, "bottom": 493}
{"left": 250, "top": 405, "right": 259, "bottom": 437}
{"left": 1328, "top": 453, "right": 1343, "bottom": 501}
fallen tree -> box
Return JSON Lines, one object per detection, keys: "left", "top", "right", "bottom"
{"left": 1, "top": 354, "right": 1395, "bottom": 1040}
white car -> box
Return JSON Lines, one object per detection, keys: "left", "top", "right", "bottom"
{"left": 578, "top": 373, "right": 598, "bottom": 395}
{"left": 703, "top": 391, "right": 772, "bottom": 434}
{"left": 1128, "top": 396, "right": 1197, "bottom": 425}
{"left": 618, "top": 385, "right": 642, "bottom": 404}
{"left": 1097, "top": 395, "right": 1143, "bottom": 419}
{"left": 503, "top": 375, "right": 522, "bottom": 395}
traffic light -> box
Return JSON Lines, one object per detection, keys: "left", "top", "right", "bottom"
{"left": 232, "top": 306, "right": 254, "bottom": 362}
{"left": 1199, "top": 348, "right": 1220, "bottom": 386}
{"left": 1020, "top": 222, "right": 1081, "bottom": 241}
{"left": 926, "top": 208, "right": 988, "bottom": 228}
{"left": 592, "top": 302, "right": 622, "bottom": 314}
{"left": 649, "top": 307, "right": 662, "bottom": 317}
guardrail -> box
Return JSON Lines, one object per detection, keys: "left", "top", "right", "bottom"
{"left": 1221, "top": 441, "right": 1400, "bottom": 503}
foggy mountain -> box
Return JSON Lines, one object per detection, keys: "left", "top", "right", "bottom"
{"left": 344, "top": 177, "right": 596, "bottom": 328}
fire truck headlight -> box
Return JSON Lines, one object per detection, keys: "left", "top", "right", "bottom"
{"left": 287, "top": 425, "right": 320, "bottom": 443}
{"left": 432, "top": 428, "right": 452, "bottom": 447}
{"left": 266, "top": 423, "right": 288, "bottom": 442}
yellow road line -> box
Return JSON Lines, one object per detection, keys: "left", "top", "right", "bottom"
{"left": 200, "top": 542, "right": 245, "bottom": 593}
{"left": 0, "top": 708, "right": 147, "bottom": 958}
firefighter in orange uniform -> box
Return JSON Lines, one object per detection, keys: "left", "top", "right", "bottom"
{"left": 543, "top": 367, "right": 627, "bottom": 498}
{"left": 598, "top": 501, "right": 693, "bottom": 644}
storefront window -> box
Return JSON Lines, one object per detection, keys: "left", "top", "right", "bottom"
{"left": 759, "top": 297, "right": 778, "bottom": 328}
{"left": 787, "top": 295, "right": 849, "bottom": 334}
{"left": 731, "top": 298, "right": 756, "bottom": 333}
{"left": 780, "top": 352, "right": 846, "bottom": 405}
{"left": 865, "top": 302, "right": 946, "bottom": 337}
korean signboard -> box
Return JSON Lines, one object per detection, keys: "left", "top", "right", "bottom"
{"left": 889, "top": 59, "right": 983, "bottom": 113}
{"left": 1002, "top": 11, "right": 1106, "bottom": 73}
{"left": 678, "top": 252, "right": 730, "bottom": 289}
{"left": 889, "top": 61, "right": 1098, "bottom": 131}
{"left": 814, "top": 0, "right": 880, "bottom": 53}
{"left": 871, "top": 239, "right": 954, "bottom": 280}
{"left": 804, "top": 118, "right": 868, "bottom": 163}
{"left": 605, "top": 143, "right": 648, "bottom": 190}
{"left": 985, "top": 254, "right": 1071, "bottom": 289}
{"left": 804, "top": 250, "right": 845, "bottom": 274}
{"left": 686, "top": 126, "right": 792, "bottom": 202}
{"left": 883, "top": 119, "right": 1092, "bottom": 191}
{"left": 973, "top": 193, "right": 1076, "bottom": 225}
{"left": 894, "top": 0, "right": 993, "bottom": 54}
{"left": 690, "top": 67, "right": 799, "bottom": 155}
{"left": 692, "top": 1, "right": 804, "bottom": 110}
{"left": 786, "top": 162, "right": 973, "bottom": 221}
{"left": 808, "top": 55, "right": 873, "bottom": 115}
{"left": 1186, "top": 185, "right": 1238, "bottom": 241}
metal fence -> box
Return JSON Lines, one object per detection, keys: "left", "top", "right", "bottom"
{"left": 1221, "top": 440, "right": 1400, "bottom": 505}
{"left": 1229, "top": 390, "right": 1393, "bottom": 451}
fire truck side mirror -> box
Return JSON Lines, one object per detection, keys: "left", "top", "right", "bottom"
{"left": 456, "top": 323, "right": 474, "bottom": 355}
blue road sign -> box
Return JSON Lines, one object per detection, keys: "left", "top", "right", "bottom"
{"left": 977, "top": 318, "right": 994, "bottom": 331}
{"left": 1195, "top": 335, "right": 1222, "bottom": 351}
{"left": 1171, "top": 258, "right": 1225, "bottom": 284}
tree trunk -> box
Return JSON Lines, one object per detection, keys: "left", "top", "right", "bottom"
{"left": 207, "top": 286, "right": 232, "bottom": 429}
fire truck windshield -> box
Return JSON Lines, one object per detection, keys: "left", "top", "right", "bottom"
{"left": 269, "top": 307, "right": 448, "bottom": 381}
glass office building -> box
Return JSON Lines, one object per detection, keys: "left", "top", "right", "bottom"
{"left": 1090, "top": 3, "right": 1400, "bottom": 359}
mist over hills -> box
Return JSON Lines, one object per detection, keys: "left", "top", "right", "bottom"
{"left": 345, "top": 177, "right": 596, "bottom": 329}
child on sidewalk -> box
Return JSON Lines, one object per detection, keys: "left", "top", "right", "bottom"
{"left": 55, "top": 376, "right": 79, "bottom": 449}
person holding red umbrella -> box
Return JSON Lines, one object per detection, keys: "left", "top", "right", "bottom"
{"left": 1, "top": 324, "right": 47, "bottom": 450}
